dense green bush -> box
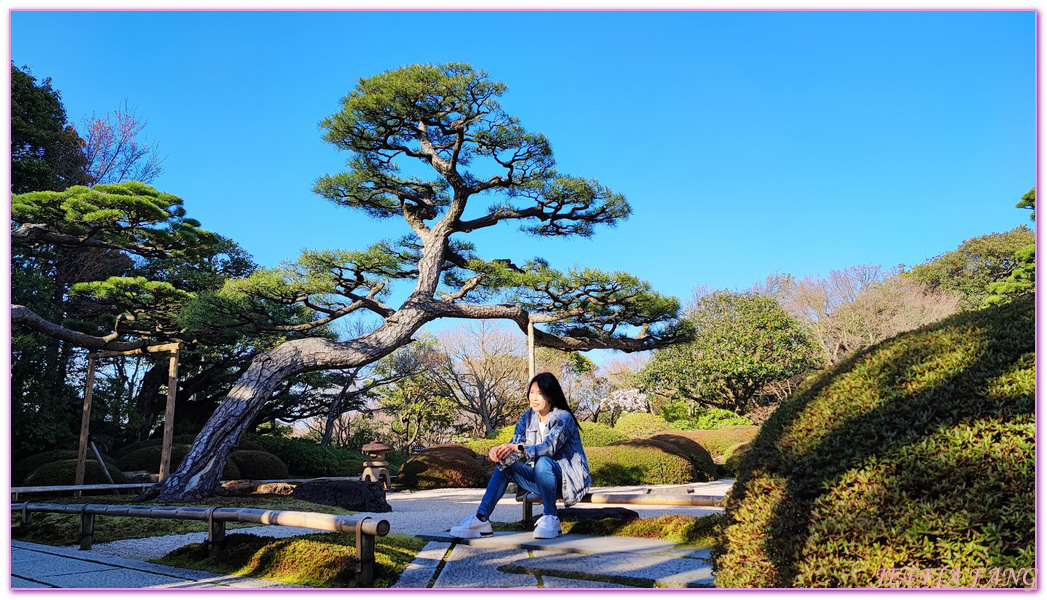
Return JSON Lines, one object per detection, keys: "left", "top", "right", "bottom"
{"left": 116, "top": 444, "right": 241, "bottom": 479}
{"left": 670, "top": 426, "right": 760, "bottom": 459}
{"left": 669, "top": 408, "right": 755, "bottom": 431}
{"left": 24, "top": 459, "right": 128, "bottom": 486}
{"left": 646, "top": 433, "right": 717, "bottom": 481}
{"left": 614, "top": 412, "right": 671, "bottom": 437}
{"left": 462, "top": 425, "right": 515, "bottom": 456}
{"left": 246, "top": 435, "right": 357, "bottom": 477}
{"left": 587, "top": 441, "right": 696, "bottom": 486}
{"left": 14, "top": 450, "right": 118, "bottom": 486}
{"left": 578, "top": 421, "right": 630, "bottom": 447}
{"left": 713, "top": 297, "right": 1035, "bottom": 588}
{"left": 397, "top": 446, "right": 485, "bottom": 490}
{"left": 720, "top": 442, "right": 751, "bottom": 475}
{"left": 229, "top": 450, "right": 290, "bottom": 480}
{"left": 111, "top": 434, "right": 200, "bottom": 459}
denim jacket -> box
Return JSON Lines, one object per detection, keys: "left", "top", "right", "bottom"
{"left": 507, "top": 408, "right": 591, "bottom": 506}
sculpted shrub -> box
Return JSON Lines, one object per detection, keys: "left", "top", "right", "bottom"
{"left": 613, "top": 412, "right": 671, "bottom": 437}
{"left": 587, "top": 441, "right": 695, "bottom": 486}
{"left": 398, "top": 446, "right": 485, "bottom": 490}
{"left": 647, "top": 433, "right": 717, "bottom": 481}
{"left": 229, "top": 450, "right": 290, "bottom": 480}
{"left": 669, "top": 426, "right": 760, "bottom": 459}
{"left": 713, "top": 297, "right": 1035, "bottom": 588}
{"left": 579, "top": 421, "right": 629, "bottom": 447}
{"left": 24, "top": 459, "right": 128, "bottom": 486}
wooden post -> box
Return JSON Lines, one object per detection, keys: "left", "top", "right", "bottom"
{"left": 75, "top": 357, "right": 98, "bottom": 495}
{"left": 528, "top": 320, "right": 535, "bottom": 381}
{"left": 159, "top": 347, "right": 180, "bottom": 480}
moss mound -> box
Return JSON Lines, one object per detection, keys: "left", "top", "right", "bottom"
{"left": 713, "top": 297, "right": 1035, "bottom": 588}
{"left": 23, "top": 459, "right": 128, "bottom": 486}
{"left": 398, "top": 446, "right": 485, "bottom": 489}
{"left": 646, "top": 433, "right": 717, "bottom": 480}
{"left": 229, "top": 450, "right": 290, "bottom": 480}
{"left": 670, "top": 426, "right": 760, "bottom": 458}
{"left": 614, "top": 412, "right": 671, "bottom": 437}
{"left": 587, "top": 440, "right": 696, "bottom": 486}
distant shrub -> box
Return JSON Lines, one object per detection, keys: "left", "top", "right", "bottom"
{"left": 111, "top": 434, "right": 199, "bottom": 459}
{"left": 246, "top": 435, "right": 354, "bottom": 477}
{"left": 398, "top": 446, "right": 485, "bottom": 490}
{"left": 14, "top": 450, "right": 87, "bottom": 486}
{"left": 579, "top": 421, "right": 629, "bottom": 447}
{"left": 646, "top": 433, "right": 717, "bottom": 481}
{"left": 721, "top": 442, "right": 751, "bottom": 475}
{"left": 586, "top": 441, "right": 696, "bottom": 486}
{"left": 669, "top": 408, "right": 754, "bottom": 431}
{"left": 744, "top": 404, "right": 779, "bottom": 427}
{"left": 462, "top": 425, "right": 515, "bottom": 456}
{"left": 229, "top": 450, "right": 290, "bottom": 480}
{"left": 669, "top": 426, "right": 760, "bottom": 458}
{"left": 24, "top": 459, "right": 128, "bottom": 486}
{"left": 614, "top": 412, "right": 671, "bottom": 437}
{"left": 117, "top": 444, "right": 241, "bottom": 479}
{"left": 713, "top": 297, "right": 1035, "bottom": 588}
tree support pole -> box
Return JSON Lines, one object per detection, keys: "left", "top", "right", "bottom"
{"left": 75, "top": 357, "right": 97, "bottom": 495}
{"left": 159, "top": 348, "right": 180, "bottom": 481}
{"left": 528, "top": 320, "right": 535, "bottom": 381}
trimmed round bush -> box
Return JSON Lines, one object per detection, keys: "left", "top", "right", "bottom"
{"left": 720, "top": 442, "right": 751, "bottom": 475}
{"left": 111, "top": 434, "right": 199, "bottom": 459}
{"left": 669, "top": 426, "right": 760, "bottom": 459}
{"left": 245, "top": 435, "right": 351, "bottom": 477}
{"left": 423, "top": 443, "right": 476, "bottom": 457}
{"left": 647, "top": 433, "right": 717, "bottom": 481}
{"left": 398, "top": 447, "right": 485, "bottom": 490}
{"left": 463, "top": 425, "right": 515, "bottom": 456}
{"left": 24, "top": 459, "right": 128, "bottom": 486}
{"left": 578, "top": 421, "right": 629, "bottom": 447}
{"left": 713, "top": 297, "right": 1035, "bottom": 588}
{"left": 14, "top": 450, "right": 83, "bottom": 486}
{"left": 586, "top": 441, "right": 696, "bottom": 486}
{"left": 229, "top": 450, "right": 289, "bottom": 480}
{"left": 614, "top": 412, "right": 671, "bottom": 437}
{"left": 117, "top": 444, "right": 240, "bottom": 479}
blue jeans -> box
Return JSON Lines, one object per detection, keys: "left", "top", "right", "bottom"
{"left": 477, "top": 456, "right": 562, "bottom": 519}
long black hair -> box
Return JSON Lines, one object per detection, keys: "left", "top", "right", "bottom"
{"left": 528, "top": 372, "right": 578, "bottom": 424}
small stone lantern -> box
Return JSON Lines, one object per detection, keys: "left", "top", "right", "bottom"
{"left": 361, "top": 442, "right": 393, "bottom": 490}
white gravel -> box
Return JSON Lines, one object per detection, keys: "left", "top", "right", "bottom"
{"left": 79, "top": 480, "right": 734, "bottom": 561}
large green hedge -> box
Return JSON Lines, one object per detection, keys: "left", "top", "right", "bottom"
{"left": 713, "top": 297, "right": 1035, "bottom": 588}
{"left": 245, "top": 435, "right": 368, "bottom": 477}
{"left": 23, "top": 459, "right": 128, "bottom": 486}
{"left": 613, "top": 412, "right": 671, "bottom": 437}
{"left": 587, "top": 441, "right": 696, "bottom": 486}
{"left": 13, "top": 450, "right": 118, "bottom": 486}
{"left": 670, "top": 426, "right": 760, "bottom": 459}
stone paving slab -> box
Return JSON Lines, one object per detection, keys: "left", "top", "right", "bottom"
{"left": 434, "top": 545, "right": 539, "bottom": 588}
{"left": 390, "top": 540, "right": 451, "bottom": 588}
{"left": 418, "top": 531, "right": 679, "bottom": 555}
{"left": 503, "top": 550, "right": 715, "bottom": 588}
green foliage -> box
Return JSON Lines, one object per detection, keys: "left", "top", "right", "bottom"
{"left": 721, "top": 442, "right": 751, "bottom": 475}
{"left": 642, "top": 291, "right": 824, "bottom": 412}
{"left": 668, "top": 408, "right": 755, "bottom": 431}
{"left": 713, "top": 296, "right": 1034, "bottom": 588}
{"left": 565, "top": 514, "right": 721, "bottom": 547}
{"left": 644, "top": 433, "right": 717, "bottom": 481}
{"left": 586, "top": 441, "right": 697, "bottom": 486}
{"left": 23, "top": 459, "right": 128, "bottom": 486}
{"left": 1015, "top": 187, "right": 1034, "bottom": 221}
{"left": 111, "top": 434, "right": 201, "bottom": 459}
{"left": 155, "top": 531, "right": 427, "bottom": 588}
{"left": 665, "top": 426, "right": 761, "bottom": 459}
{"left": 983, "top": 244, "right": 1034, "bottom": 307}
{"left": 613, "top": 412, "right": 671, "bottom": 437}
{"left": 116, "top": 444, "right": 241, "bottom": 480}
{"left": 11, "top": 65, "right": 91, "bottom": 193}
{"left": 229, "top": 450, "right": 289, "bottom": 480}
{"left": 397, "top": 446, "right": 484, "bottom": 490}
{"left": 578, "top": 421, "right": 630, "bottom": 447}
{"left": 908, "top": 226, "right": 1035, "bottom": 309}
{"left": 246, "top": 435, "right": 359, "bottom": 477}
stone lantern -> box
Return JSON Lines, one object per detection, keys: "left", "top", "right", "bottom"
{"left": 361, "top": 442, "right": 393, "bottom": 490}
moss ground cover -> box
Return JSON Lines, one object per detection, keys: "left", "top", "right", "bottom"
{"left": 154, "top": 531, "right": 426, "bottom": 588}
{"left": 713, "top": 297, "right": 1035, "bottom": 588}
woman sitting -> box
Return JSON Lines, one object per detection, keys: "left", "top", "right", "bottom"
{"left": 450, "top": 372, "right": 591, "bottom": 540}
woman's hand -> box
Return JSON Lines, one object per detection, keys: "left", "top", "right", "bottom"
{"left": 488, "top": 443, "right": 517, "bottom": 463}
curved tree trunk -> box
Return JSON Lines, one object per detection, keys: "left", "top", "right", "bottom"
{"left": 144, "top": 302, "right": 432, "bottom": 501}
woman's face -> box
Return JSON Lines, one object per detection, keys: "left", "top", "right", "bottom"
{"left": 528, "top": 383, "right": 552, "bottom": 415}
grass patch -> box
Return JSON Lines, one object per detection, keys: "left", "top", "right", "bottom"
{"left": 11, "top": 494, "right": 351, "bottom": 546}
{"left": 153, "top": 531, "right": 426, "bottom": 588}
{"left": 492, "top": 513, "right": 720, "bottom": 548}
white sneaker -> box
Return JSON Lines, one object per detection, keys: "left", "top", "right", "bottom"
{"left": 449, "top": 514, "right": 493, "bottom": 539}
{"left": 533, "top": 514, "right": 561, "bottom": 539}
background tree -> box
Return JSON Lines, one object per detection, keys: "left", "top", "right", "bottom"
{"left": 133, "top": 62, "right": 682, "bottom": 500}
{"left": 11, "top": 64, "right": 92, "bottom": 194}
{"left": 907, "top": 225, "right": 1035, "bottom": 309}
{"left": 641, "top": 290, "right": 823, "bottom": 414}
{"left": 984, "top": 188, "right": 1035, "bottom": 306}
{"left": 81, "top": 101, "right": 165, "bottom": 185}
{"left": 431, "top": 320, "right": 528, "bottom": 437}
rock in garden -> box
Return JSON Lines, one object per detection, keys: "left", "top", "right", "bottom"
{"left": 291, "top": 480, "right": 392, "bottom": 512}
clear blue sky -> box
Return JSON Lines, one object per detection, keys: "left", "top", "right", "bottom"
{"left": 9, "top": 10, "right": 1036, "bottom": 351}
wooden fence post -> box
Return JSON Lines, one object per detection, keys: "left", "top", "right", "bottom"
{"left": 75, "top": 357, "right": 98, "bottom": 495}
{"left": 159, "top": 347, "right": 180, "bottom": 480}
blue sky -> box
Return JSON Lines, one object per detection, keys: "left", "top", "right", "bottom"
{"left": 8, "top": 9, "right": 1036, "bottom": 356}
